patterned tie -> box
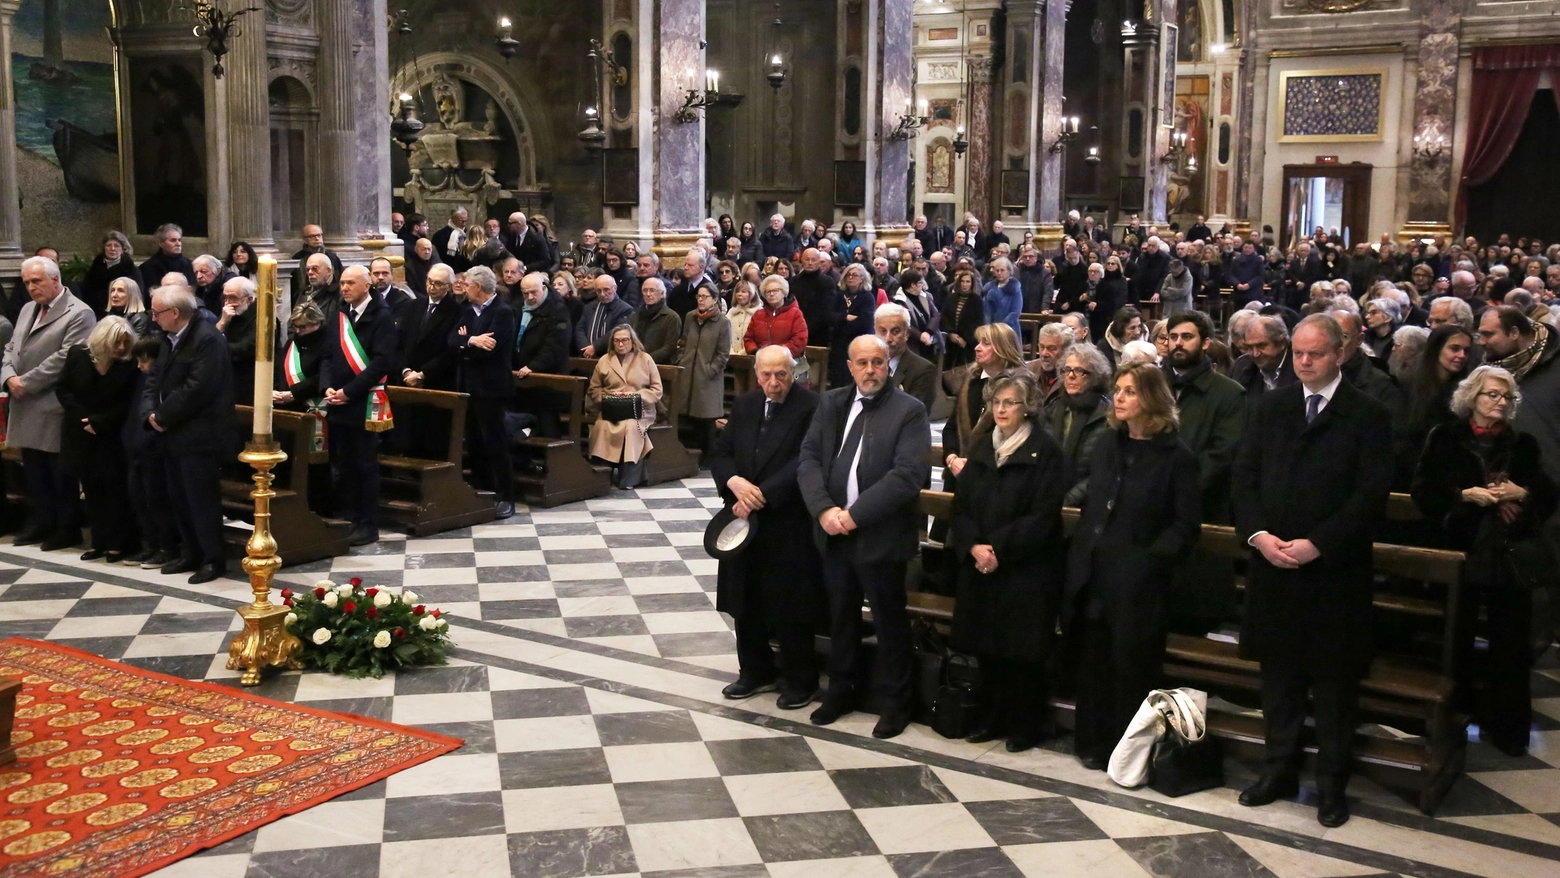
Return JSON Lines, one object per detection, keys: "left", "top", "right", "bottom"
{"left": 1306, "top": 393, "right": 1322, "bottom": 423}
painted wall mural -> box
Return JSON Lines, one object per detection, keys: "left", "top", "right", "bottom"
{"left": 128, "top": 55, "right": 208, "bottom": 237}
{"left": 1279, "top": 71, "right": 1386, "bottom": 141}
{"left": 1169, "top": 75, "right": 1209, "bottom": 217}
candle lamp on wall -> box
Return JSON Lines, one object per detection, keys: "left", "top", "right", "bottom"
{"left": 1161, "top": 129, "right": 1188, "bottom": 165}
{"left": 767, "top": 54, "right": 786, "bottom": 90}
{"left": 953, "top": 124, "right": 969, "bottom": 157}
{"left": 675, "top": 68, "right": 735, "bottom": 123}
{"left": 495, "top": 16, "right": 519, "bottom": 60}
{"left": 1048, "top": 115, "right": 1081, "bottom": 153}
{"left": 888, "top": 97, "right": 931, "bottom": 141}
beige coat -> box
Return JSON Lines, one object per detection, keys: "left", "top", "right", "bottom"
{"left": 587, "top": 350, "right": 663, "bottom": 463}
{"left": 726, "top": 304, "right": 756, "bottom": 355}
{"left": 675, "top": 310, "right": 730, "bottom": 419}
{"left": 0, "top": 289, "right": 97, "bottom": 452}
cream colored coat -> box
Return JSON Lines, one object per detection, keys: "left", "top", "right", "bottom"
{"left": 587, "top": 350, "right": 663, "bottom": 463}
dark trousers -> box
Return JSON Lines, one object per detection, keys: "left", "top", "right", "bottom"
{"left": 465, "top": 398, "right": 513, "bottom": 503}
{"left": 128, "top": 445, "right": 179, "bottom": 552}
{"left": 164, "top": 451, "right": 224, "bottom": 566}
{"left": 20, "top": 448, "right": 78, "bottom": 534}
{"left": 1454, "top": 585, "right": 1533, "bottom": 751}
{"left": 822, "top": 540, "right": 911, "bottom": 711}
{"left": 733, "top": 583, "right": 817, "bottom": 695}
{"left": 1259, "top": 660, "right": 1360, "bottom": 792}
{"left": 386, "top": 405, "right": 453, "bottom": 460}
{"left": 1074, "top": 615, "right": 1165, "bottom": 761}
{"left": 975, "top": 654, "right": 1048, "bottom": 739}
{"left": 330, "top": 425, "right": 381, "bottom": 528}
{"left": 77, "top": 446, "right": 130, "bottom": 552}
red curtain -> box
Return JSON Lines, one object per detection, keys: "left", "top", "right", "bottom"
{"left": 1455, "top": 45, "right": 1560, "bottom": 231}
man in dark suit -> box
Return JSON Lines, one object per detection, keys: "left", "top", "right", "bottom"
{"left": 369, "top": 257, "right": 415, "bottom": 315}
{"left": 429, "top": 207, "right": 469, "bottom": 265}
{"left": 321, "top": 265, "right": 399, "bottom": 546}
{"left": 1233, "top": 313, "right": 1393, "bottom": 829}
{"left": 667, "top": 249, "right": 716, "bottom": 319}
{"left": 1230, "top": 316, "right": 1300, "bottom": 399}
{"left": 144, "top": 285, "right": 233, "bottom": 584}
{"left": 503, "top": 212, "right": 554, "bottom": 275}
{"left": 139, "top": 224, "right": 196, "bottom": 289}
{"left": 398, "top": 212, "right": 428, "bottom": 251}
{"left": 575, "top": 275, "right": 634, "bottom": 358}
{"left": 392, "top": 263, "right": 463, "bottom": 459}
{"left": 874, "top": 304, "right": 938, "bottom": 411}
{"left": 511, "top": 272, "right": 574, "bottom": 438}
{"left": 798, "top": 335, "right": 932, "bottom": 739}
{"left": 1284, "top": 241, "right": 1325, "bottom": 311}
{"left": 216, "top": 276, "right": 278, "bottom": 403}
{"left": 450, "top": 266, "right": 517, "bottom": 519}
{"left": 708, "top": 346, "right": 824, "bottom": 709}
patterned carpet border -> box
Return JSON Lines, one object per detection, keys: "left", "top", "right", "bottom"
{"left": 0, "top": 638, "right": 462, "bottom": 878}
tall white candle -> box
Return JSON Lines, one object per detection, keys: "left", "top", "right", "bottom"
{"left": 253, "top": 256, "right": 277, "bottom": 438}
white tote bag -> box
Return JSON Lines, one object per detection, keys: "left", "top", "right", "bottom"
{"left": 1106, "top": 687, "right": 1208, "bottom": 788}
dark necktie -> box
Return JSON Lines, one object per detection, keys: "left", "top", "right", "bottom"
{"left": 1306, "top": 393, "right": 1322, "bottom": 423}
{"left": 37, "top": 303, "right": 48, "bottom": 320}
{"left": 827, "top": 397, "right": 869, "bottom": 507}
{"left": 764, "top": 400, "right": 775, "bottom": 423}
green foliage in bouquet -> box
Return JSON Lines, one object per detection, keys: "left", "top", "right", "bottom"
{"left": 284, "top": 577, "right": 453, "bottom": 678}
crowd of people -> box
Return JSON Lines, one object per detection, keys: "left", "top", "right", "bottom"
{"left": 5, "top": 207, "right": 1557, "bottom": 830}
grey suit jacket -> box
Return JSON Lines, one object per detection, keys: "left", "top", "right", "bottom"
{"left": 0, "top": 289, "right": 97, "bottom": 452}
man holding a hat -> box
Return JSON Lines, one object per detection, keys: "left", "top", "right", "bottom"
{"left": 707, "top": 346, "right": 823, "bottom": 709}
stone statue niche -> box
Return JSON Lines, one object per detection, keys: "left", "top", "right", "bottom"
{"left": 398, "top": 69, "right": 517, "bottom": 223}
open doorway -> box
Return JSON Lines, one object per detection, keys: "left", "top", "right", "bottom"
{"left": 1280, "top": 163, "right": 1372, "bottom": 249}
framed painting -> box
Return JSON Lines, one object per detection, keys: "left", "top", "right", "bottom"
{"left": 1277, "top": 69, "right": 1388, "bottom": 142}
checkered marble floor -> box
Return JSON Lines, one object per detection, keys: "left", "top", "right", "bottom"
{"left": 0, "top": 473, "right": 1557, "bottom": 877}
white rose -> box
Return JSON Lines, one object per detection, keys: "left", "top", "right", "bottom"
{"left": 322, "top": 592, "right": 339, "bottom": 609}
{"left": 315, "top": 580, "right": 335, "bottom": 591}
{"left": 336, "top": 583, "right": 355, "bottom": 597}
{"left": 285, "top": 613, "right": 298, "bottom": 626}
{"left": 401, "top": 590, "right": 418, "bottom": 605}
{"left": 418, "top": 615, "right": 439, "bottom": 631}
{"left": 374, "top": 591, "right": 392, "bottom": 609}
{"left": 373, "top": 630, "right": 392, "bottom": 648}
{"left": 437, "top": 617, "right": 448, "bottom": 629}
{"left": 311, "top": 628, "right": 332, "bottom": 645}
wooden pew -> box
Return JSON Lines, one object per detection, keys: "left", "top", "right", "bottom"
{"left": 566, "top": 357, "right": 701, "bottom": 486}
{"left": 226, "top": 407, "right": 349, "bottom": 564}
{"left": 379, "top": 386, "right": 498, "bottom": 535}
{"left": 510, "top": 373, "right": 611, "bottom": 507}
{"left": 909, "top": 488, "right": 1467, "bottom": 815}
{"left": 804, "top": 346, "right": 829, "bottom": 391}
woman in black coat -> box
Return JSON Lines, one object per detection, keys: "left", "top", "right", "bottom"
{"left": 1411, "top": 366, "right": 1557, "bottom": 756}
{"left": 939, "top": 269, "right": 985, "bottom": 372}
{"left": 950, "top": 370, "right": 1067, "bottom": 752}
{"left": 56, "top": 317, "right": 140, "bottom": 562}
{"left": 827, "top": 264, "right": 878, "bottom": 387}
{"left": 1399, "top": 325, "right": 1473, "bottom": 488}
{"left": 274, "top": 302, "right": 333, "bottom": 514}
{"left": 81, "top": 231, "right": 143, "bottom": 318}
{"left": 1044, "top": 344, "right": 1113, "bottom": 505}
{"left": 1063, "top": 363, "right": 1201, "bottom": 769}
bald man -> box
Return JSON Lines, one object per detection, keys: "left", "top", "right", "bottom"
{"left": 321, "top": 265, "right": 400, "bottom": 546}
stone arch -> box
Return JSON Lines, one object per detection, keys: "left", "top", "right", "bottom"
{"left": 267, "top": 74, "right": 317, "bottom": 236}
{"left": 391, "top": 52, "right": 546, "bottom": 189}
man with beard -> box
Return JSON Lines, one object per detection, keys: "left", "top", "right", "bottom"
{"left": 289, "top": 224, "right": 342, "bottom": 309}
{"left": 399, "top": 213, "right": 429, "bottom": 251}
{"left": 300, "top": 253, "right": 344, "bottom": 323}
{"left": 1028, "top": 322, "right": 1073, "bottom": 402}
{"left": 791, "top": 249, "right": 843, "bottom": 349}
{"left": 369, "top": 257, "right": 415, "bottom": 316}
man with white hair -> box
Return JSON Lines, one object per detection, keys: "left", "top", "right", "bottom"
{"left": 453, "top": 265, "right": 517, "bottom": 519}
{"left": 667, "top": 247, "right": 716, "bottom": 318}
{"left": 759, "top": 213, "right": 795, "bottom": 261}
{"left": 302, "top": 252, "right": 343, "bottom": 321}
{"left": 192, "top": 254, "right": 229, "bottom": 315}
{"left": 139, "top": 223, "right": 195, "bottom": 288}
{"left": 1133, "top": 236, "right": 1171, "bottom": 306}
{"left": 321, "top": 265, "right": 399, "bottom": 546}
{"left": 875, "top": 304, "right": 938, "bottom": 411}
{"left": 2, "top": 256, "right": 97, "bottom": 550}
{"left": 1059, "top": 311, "right": 1090, "bottom": 345}
{"left": 218, "top": 275, "right": 273, "bottom": 397}
{"left": 1427, "top": 295, "right": 1475, "bottom": 333}
{"left": 431, "top": 207, "right": 469, "bottom": 261}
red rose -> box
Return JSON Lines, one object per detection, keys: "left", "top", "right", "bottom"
{"left": 413, "top": 605, "right": 425, "bottom": 615}
{"left": 343, "top": 601, "right": 357, "bottom": 614}
{"left": 393, "top": 628, "right": 406, "bottom": 640}
{"left": 431, "top": 609, "right": 442, "bottom": 618}
{"left": 314, "top": 587, "right": 327, "bottom": 599}
{"left": 365, "top": 587, "right": 379, "bottom": 598}
{"left": 280, "top": 588, "right": 293, "bottom": 599}
{"left": 350, "top": 577, "right": 363, "bottom": 587}
{"left": 366, "top": 607, "right": 379, "bottom": 619}
{"left": 283, "top": 598, "right": 293, "bottom": 607}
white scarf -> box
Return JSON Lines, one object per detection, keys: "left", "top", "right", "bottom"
{"left": 992, "top": 421, "right": 1032, "bottom": 467}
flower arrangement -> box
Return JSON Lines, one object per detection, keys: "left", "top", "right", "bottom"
{"left": 284, "top": 577, "right": 453, "bottom": 678}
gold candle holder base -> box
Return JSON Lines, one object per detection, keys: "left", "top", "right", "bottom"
{"left": 226, "top": 438, "right": 303, "bottom": 686}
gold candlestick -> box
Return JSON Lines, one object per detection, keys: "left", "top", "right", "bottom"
{"left": 227, "top": 255, "right": 302, "bottom": 685}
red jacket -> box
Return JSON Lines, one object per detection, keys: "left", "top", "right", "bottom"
{"left": 744, "top": 299, "right": 809, "bottom": 356}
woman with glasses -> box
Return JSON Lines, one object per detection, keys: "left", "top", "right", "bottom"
{"left": 83, "top": 231, "right": 143, "bottom": 318}
{"left": 1046, "top": 345, "right": 1113, "bottom": 505}
{"left": 714, "top": 260, "right": 742, "bottom": 304}
{"left": 1412, "top": 366, "right": 1556, "bottom": 757}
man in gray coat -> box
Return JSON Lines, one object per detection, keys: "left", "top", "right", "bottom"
{"left": 1, "top": 256, "right": 97, "bottom": 549}
{"left": 798, "top": 335, "right": 931, "bottom": 739}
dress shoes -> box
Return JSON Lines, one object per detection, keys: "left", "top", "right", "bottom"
{"left": 1078, "top": 754, "right": 1108, "bottom": 772}
{"left": 11, "top": 527, "right": 48, "bottom": 546}
{"left": 40, "top": 532, "right": 82, "bottom": 552}
{"left": 347, "top": 526, "right": 379, "bottom": 547}
{"left": 810, "top": 698, "right": 855, "bottom": 726}
{"left": 1005, "top": 736, "right": 1036, "bottom": 753}
{"left": 79, "top": 549, "right": 107, "bottom": 562}
{"left": 495, "top": 501, "right": 515, "bottom": 520}
{"left": 161, "top": 557, "right": 200, "bottom": 576}
{"left": 964, "top": 727, "right": 1001, "bottom": 745}
{"left": 1316, "top": 790, "right": 1350, "bottom": 827}
{"left": 105, "top": 551, "right": 125, "bottom": 565}
{"left": 142, "top": 549, "right": 179, "bottom": 570}
{"left": 776, "top": 686, "right": 820, "bottom": 711}
{"left": 1238, "top": 774, "right": 1300, "bottom": 807}
{"left": 872, "top": 710, "right": 911, "bottom": 739}
{"left": 188, "top": 563, "right": 225, "bottom": 585}
{"left": 721, "top": 677, "right": 777, "bottom": 700}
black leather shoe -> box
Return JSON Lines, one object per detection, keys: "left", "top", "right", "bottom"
{"left": 188, "top": 563, "right": 225, "bottom": 585}
{"left": 347, "top": 526, "right": 379, "bottom": 547}
{"left": 1317, "top": 790, "right": 1350, "bottom": 827}
{"left": 11, "top": 527, "right": 47, "bottom": 546}
{"left": 775, "top": 687, "right": 820, "bottom": 711}
{"left": 721, "top": 677, "right": 777, "bottom": 700}
{"left": 810, "top": 698, "right": 855, "bottom": 726}
{"left": 143, "top": 550, "right": 179, "bottom": 570}
{"left": 40, "top": 532, "right": 82, "bottom": 552}
{"left": 79, "top": 549, "right": 106, "bottom": 561}
{"left": 105, "top": 551, "right": 125, "bottom": 565}
{"left": 495, "top": 501, "right": 515, "bottom": 519}
{"left": 872, "top": 710, "right": 911, "bottom": 739}
{"left": 1005, "top": 736, "right": 1036, "bottom": 753}
{"left": 161, "top": 557, "right": 200, "bottom": 576}
{"left": 964, "top": 727, "right": 1000, "bottom": 745}
{"left": 1239, "top": 775, "right": 1300, "bottom": 807}
{"left": 1079, "top": 754, "right": 1108, "bottom": 771}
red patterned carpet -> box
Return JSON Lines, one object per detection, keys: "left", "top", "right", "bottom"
{"left": 0, "top": 638, "right": 462, "bottom": 877}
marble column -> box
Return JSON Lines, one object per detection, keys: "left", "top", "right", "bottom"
{"left": 352, "top": 0, "right": 394, "bottom": 244}
{"left": 1144, "top": 0, "right": 1175, "bottom": 224}
{"left": 1231, "top": 0, "right": 1258, "bottom": 224}
{"left": 652, "top": 0, "right": 705, "bottom": 256}
{"left": 1120, "top": 27, "right": 1157, "bottom": 223}
{"left": 865, "top": 0, "right": 914, "bottom": 238}
{"left": 314, "top": 0, "right": 359, "bottom": 250}
{"left": 965, "top": 56, "right": 994, "bottom": 225}
{"left": 0, "top": 1, "right": 23, "bottom": 265}
{"left": 224, "top": 1, "right": 272, "bottom": 251}
{"left": 1405, "top": 0, "right": 1461, "bottom": 233}
{"left": 1035, "top": 0, "right": 1066, "bottom": 237}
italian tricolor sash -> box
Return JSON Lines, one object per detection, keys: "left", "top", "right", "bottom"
{"left": 338, "top": 312, "right": 394, "bottom": 432}
{"left": 284, "top": 341, "right": 329, "bottom": 452}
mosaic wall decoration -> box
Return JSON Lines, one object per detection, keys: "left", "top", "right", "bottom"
{"left": 1279, "top": 70, "right": 1386, "bottom": 141}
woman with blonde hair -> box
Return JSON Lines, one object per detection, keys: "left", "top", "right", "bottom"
{"left": 942, "top": 322, "right": 1026, "bottom": 490}
{"left": 588, "top": 324, "right": 664, "bottom": 489}
{"left": 106, "top": 277, "right": 153, "bottom": 337}
{"left": 726, "top": 282, "right": 759, "bottom": 355}
{"left": 57, "top": 316, "right": 140, "bottom": 562}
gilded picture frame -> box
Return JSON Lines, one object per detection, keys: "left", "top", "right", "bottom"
{"left": 1277, "top": 68, "right": 1388, "bottom": 143}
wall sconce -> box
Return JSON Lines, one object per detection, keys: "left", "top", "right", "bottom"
{"left": 767, "top": 54, "right": 786, "bottom": 90}
{"left": 588, "top": 38, "right": 629, "bottom": 87}
{"left": 1084, "top": 127, "right": 1102, "bottom": 165}
{"left": 578, "top": 106, "right": 607, "bottom": 151}
{"left": 495, "top": 16, "right": 519, "bottom": 60}
{"left": 1413, "top": 130, "right": 1448, "bottom": 161}
{"left": 1048, "top": 115, "right": 1081, "bottom": 154}
{"left": 953, "top": 124, "right": 969, "bottom": 157}
{"left": 1121, "top": 19, "right": 1139, "bottom": 37}
{"left": 391, "top": 92, "right": 424, "bottom": 149}
{"left": 179, "top": 1, "right": 261, "bottom": 79}
{"left": 675, "top": 70, "right": 723, "bottom": 123}
{"left": 1210, "top": 42, "right": 1228, "bottom": 55}
{"left": 1161, "top": 130, "right": 1188, "bottom": 165}
{"left": 889, "top": 98, "right": 930, "bottom": 141}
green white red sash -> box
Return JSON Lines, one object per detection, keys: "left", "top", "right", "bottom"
{"left": 338, "top": 312, "right": 394, "bottom": 432}
{"left": 284, "top": 340, "right": 329, "bottom": 452}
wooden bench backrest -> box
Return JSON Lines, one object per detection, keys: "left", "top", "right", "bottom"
{"left": 566, "top": 357, "right": 689, "bottom": 427}
{"left": 234, "top": 406, "right": 324, "bottom": 493}
{"left": 513, "top": 372, "right": 590, "bottom": 425}
{"left": 384, "top": 386, "right": 471, "bottom": 465}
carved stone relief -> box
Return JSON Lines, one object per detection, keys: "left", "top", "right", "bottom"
{"left": 267, "top": 0, "right": 313, "bottom": 27}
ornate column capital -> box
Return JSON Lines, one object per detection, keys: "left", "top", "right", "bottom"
{"left": 968, "top": 56, "right": 995, "bottom": 84}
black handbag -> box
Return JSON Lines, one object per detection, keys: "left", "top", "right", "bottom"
{"left": 931, "top": 653, "right": 982, "bottom": 740}
{"left": 1148, "top": 715, "right": 1224, "bottom": 797}
{"left": 600, "top": 393, "right": 642, "bottom": 423}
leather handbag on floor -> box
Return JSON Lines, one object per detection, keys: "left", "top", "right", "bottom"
{"left": 1147, "top": 689, "right": 1224, "bottom": 797}
{"left": 600, "top": 393, "right": 642, "bottom": 423}
{"left": 931, "top": 652, "right": 982, "bottom": 739}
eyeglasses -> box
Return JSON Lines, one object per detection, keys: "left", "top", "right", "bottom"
{"left": 990, "top": 398, "right": 1024, "bottom": 409}
{"left": 1059, "top": 367, "right": 1090, "bottom": 377}
{"left": 150, "top": 306, "right": 175, "bottom": 317}
{"left": 1480, "top": 390, "right": 1516, "bottom": 403}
